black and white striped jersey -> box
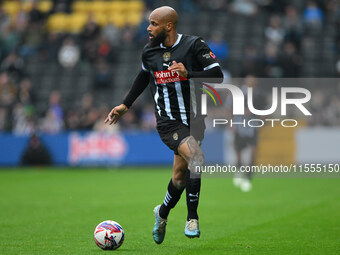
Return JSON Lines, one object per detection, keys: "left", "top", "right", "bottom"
{"left": 141, "top": 34, "right": 220, "bottom": 127}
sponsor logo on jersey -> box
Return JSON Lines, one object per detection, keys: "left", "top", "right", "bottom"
{"left": 154, "top": 70, "right": 187, "bottom": 84}
{"left": 173, "top": 132, "right": 178, "bottom": 141}
{"left": 163, "top": 52, "right": 171, "bottom": 61}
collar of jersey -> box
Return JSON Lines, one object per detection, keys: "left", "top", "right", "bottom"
{"left": 160, "top": 34, "right": 182, "bottom": 49}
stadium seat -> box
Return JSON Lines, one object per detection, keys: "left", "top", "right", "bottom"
{"left": 128, "top": 1, "right": 145, "bottom": 12}
{"left": 109, "top": 1, "right": 128, "bottom": 14}
{"left": 72, "top": 1, "right": 91, "bottom": 13}
{"left": 93, "top": 13, "right": 109, "bottom": 27}
{"left": 22, "top": 2, "right": 33, "bottom": 12}
{"left": 108, "top": 14, "right": 126, "bottom": 28}
{"left": 91, "top": 1, "right": 110, "bottom": 13}
{"left": 68, "top": 13, "right": 88, "bottom": 33}
{"left": 126, "top": 11, "right": 143, "bottom": 26}
{"left": 47, "top": 13, "right": 69, "bottom": 33}
{"left": 2, "top": 1, "right": 20, "bottom": 16}
{"left": 38, "top": 1, "right": 53, "bottom": 13}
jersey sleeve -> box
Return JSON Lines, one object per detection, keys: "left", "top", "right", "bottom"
{"left": 193, "top": 38, "right": 220, "bottom": 71}
{"left": 141, "top": 50, "right": 150, "bottom": 72}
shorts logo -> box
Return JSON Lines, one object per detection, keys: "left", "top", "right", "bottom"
{"left": 173, "top": 132, "right": 178, "bottom": 141}
{"left": 163, "top": 52, "right": 171, "bottom": 61}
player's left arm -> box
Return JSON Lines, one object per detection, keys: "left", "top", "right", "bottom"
{"left": 168, "top": 38, "right": 223, "bottom": 82}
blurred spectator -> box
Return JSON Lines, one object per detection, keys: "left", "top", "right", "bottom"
{"left": 121, "top": 25, "right": 136, "bottom": 44}
{"left": 283, "top": 5, "right": 303, "bottom": 49}
{"left": 13, "top": 6, "right": 29, "bottom": 32}
{"left": 303, "top": 1, "right": 324, "bottom": 28}
{"left": 93, "top": 59, "right": 112, "bottom": 90}
{"left": 258, "top": 0, "right": 288, "bottom": 14}
{"left": 231, "top": 0, "right": 258, "bottom": 16}
{"left": 242, "top": 44, "right": 263, "bottom": 76}
{"left": 21, "top": 134, "right": 52, "bottom": 166}
{"left": 18, "top": 77, "right": 35, "bottom": 105}
{"left": 202, "top": 0, "right": 228, "bottom": 12}
{"left": 119, "top": 109, "right": 139, "bottom": 130}
{"left": 207, "top": 31, "right": 229, "bottom": 62}
{"left": 281, "top": 41, "right": 302, "bottom": 77}
{"left": 41, "top": 32, "right": 61, "bottom": 62}
{"left": 263, "top": 43, "right": 283, "bottom": 78}
{"left": 265, "top": 15, "right": 285, "bottom": 46}
{"left": 0, "top": 7, "right": 10, "bottom": 32}
{"left": 336, "top": 57, "right": 340, "bottom": 76}
{"left": 81, "top": 15, "right": 101, "bottom": 62}
{"left": 0, "top": 26, "right": 22, "bottom": 56}
{"left": 97, "top": 37, "right": 114, "bottom": 62}
{"left": 335, "top": 20, "right": 340, "bottom": 54}
{"left": 1, "top": 52, "right": 25, "bottom": 80}
{"left": 65, "top": 109, "right": 80, "bottom": 130}
{"left": 179, "top": 0, "right": 199, "bottom": 13}
{"left": 40, "top": 109, "right": 64, "bottom": 133}
{"left": 0, "top": 72, "right": 17, "bottom": 107}
{"left": 134, "top": 11, "right": 151, "bottom": 45}
{"left": 78, "top": 93, "right": 97, "bottom": 130}
{"left": 12, "top": 103, "right": 36, "bottom": 135}
{"left": 140, "top": 103, "right": 156, "bottom": 131}
{"left": 19, "top": 22, "right": 44, "bottom": 58}
{"left": 102, "top": 22, "right": 121, "bottom": 48}
{"left": 58, "top": 37, "right": 80, "bottom": 69}
{"left": 29, "top": 2, "right": 44, "bottom": 25}
{"left": 51, "top": 0, "right": 74, "bottom": 14}
{"left": 0, "top": 107, "right": 9, "bottom": 131}
{"left": 39, "top": 91, "right": 64, "bottom": 133}
{"left": 81, "top": 107, "right": 99, "bottom": 130}
{"left": 48, "top": 90, "right": 63, "bottom": 125}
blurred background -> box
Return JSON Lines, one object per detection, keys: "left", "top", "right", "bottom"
{"left": 0, "top": 0, "right": 339, "bottom": 167}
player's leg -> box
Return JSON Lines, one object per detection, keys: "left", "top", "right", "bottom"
{"left": 233, "top": 135, "right": 244, "bottom": 187}
{"left": 153, "top": 154, "right": 187, "bottom": 244}
{"left": 158, "top": 154, "right": 187, "bottom": 219}
{"left": 248, "top": 144, "right": 256, "bottom": 178}
{"left": 240, "top": 136, "right": 258, "bottom": 192}
{"left": 177, "top": 136, "right": 204, "bottom": 238}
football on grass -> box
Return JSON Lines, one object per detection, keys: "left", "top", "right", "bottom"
{"left": 94, "top": 220, "right": 124, "bottom": 250}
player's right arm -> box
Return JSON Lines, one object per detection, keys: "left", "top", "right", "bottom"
{"left": 105, "top": 69, "right": 150, "bottom": 125}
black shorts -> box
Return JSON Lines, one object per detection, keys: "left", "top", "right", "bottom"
{"left": 157, "top": 119, "right": 205, "bottom": 155}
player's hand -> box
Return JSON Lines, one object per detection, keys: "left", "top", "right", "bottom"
{"left": 168, "top": 61, "right": 188, "bottom": 78}
{"left": 104, "top": 104, "right": 128, "bottom": 125}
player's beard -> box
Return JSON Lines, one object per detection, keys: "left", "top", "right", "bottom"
{"left": 148, "top": 28, "right": 167, "bottom": 47}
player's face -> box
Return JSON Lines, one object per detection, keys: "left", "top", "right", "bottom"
{"left": 147, "top": 16, "right": 167, "bottom": 47}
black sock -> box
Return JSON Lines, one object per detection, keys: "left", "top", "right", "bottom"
{"left": 159, "top": 179, "right": 184, "bottom": 219}
{"left": 186, "top": 169, "right": 201, "bottom": 221}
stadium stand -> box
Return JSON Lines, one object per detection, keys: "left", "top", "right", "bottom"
{"left": 0, "top": 0, "right": 339, "bottom": 135}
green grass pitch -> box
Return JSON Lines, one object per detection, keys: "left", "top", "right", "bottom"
{"left": 0, "top": 168, "right": 339, "bottom": 255}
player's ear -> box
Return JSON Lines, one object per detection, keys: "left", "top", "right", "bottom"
{"left": 166, "top": 22, "right": 173, "bottom": 32}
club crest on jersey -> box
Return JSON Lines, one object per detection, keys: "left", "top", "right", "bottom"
{"left": 173, "top": 132, "right": 178, "bottom": 141}
{"left": 163, "top": 52, "right": 171, "bottom": 61}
